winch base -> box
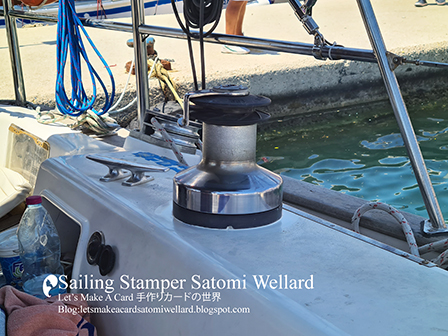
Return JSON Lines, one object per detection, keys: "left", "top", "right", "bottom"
{"left": 172, "top": 202, "right": 282, "bottom": 229}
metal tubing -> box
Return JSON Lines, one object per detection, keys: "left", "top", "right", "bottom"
{"left": 357, "top": 0, "right": 447, "bottom": 234}
{"left": 8, "top": 10, "right": 378, "bottom": 63}
{"left": 130, "top": 0, "right": 150, "bottom": 131}
{"left": 4, "top": 0, "right": 26, "bottom": 105}
{"left": 137, "top": 26, "right": 378, "bottom": 63}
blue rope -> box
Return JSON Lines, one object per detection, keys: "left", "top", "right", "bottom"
{"left": 56, "top": 0, "right": 115, "bottom": 116}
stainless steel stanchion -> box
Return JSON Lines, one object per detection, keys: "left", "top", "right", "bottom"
{"left": 4, "top": 0, "right": 26, "bottom": 105}
{"left": 357, "top": 0, "right": 447, "bottom": 234}
{"left": 130, "top": 0, "right": 150, "bottom": 131}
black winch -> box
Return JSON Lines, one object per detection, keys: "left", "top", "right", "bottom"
{"left": 173, "top": 85, "right": 283, "bottom": 229}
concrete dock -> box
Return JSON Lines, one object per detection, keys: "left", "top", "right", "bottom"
{"left": 1, "top": 0, "right": 448, "bottom": 123}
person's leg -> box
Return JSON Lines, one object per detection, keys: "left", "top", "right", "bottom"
{"left": 222, "top": 0, "right": 250, "bottom": 54}
{"left": 226, "top": 0, "right": 248, "bottom": 35}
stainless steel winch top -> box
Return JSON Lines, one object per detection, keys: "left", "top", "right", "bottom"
{"left": 173, "top": 85, "right": 283, "bottom": 229}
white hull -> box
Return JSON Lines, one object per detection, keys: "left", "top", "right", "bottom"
{"left": 1, "top": 107, "right": 447, "bottom": 335}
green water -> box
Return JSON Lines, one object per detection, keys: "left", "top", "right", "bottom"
{"left": 257, "top": 99, "right": 448, "bottom": 218}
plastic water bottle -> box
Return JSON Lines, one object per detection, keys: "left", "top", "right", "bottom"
{"left": 17, "top": 195, "right": 65, "bottom": 298}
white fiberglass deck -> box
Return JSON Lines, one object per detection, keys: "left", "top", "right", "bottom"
{"left": 34, "top": 148, "right": 448, "bottom": 336}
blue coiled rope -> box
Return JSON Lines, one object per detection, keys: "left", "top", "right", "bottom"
{"left": 56, "top": 0, "right": 115, "bottom": 116}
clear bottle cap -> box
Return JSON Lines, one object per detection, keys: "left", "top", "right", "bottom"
{"left": 26, "top": 195, "right": 42, "bottom": 205}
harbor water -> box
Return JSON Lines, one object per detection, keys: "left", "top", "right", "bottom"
{"left": 257, "top": 98, "right": 448, "bottom": 220}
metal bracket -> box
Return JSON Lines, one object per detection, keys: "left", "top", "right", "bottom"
{"left": 288, "top": 0, "right": 332, "bottom": 61}
{"left": 87, "top": 154, "right": 169, "bottom": 186}
{"left": 300, "top": 13, "right": 320, "bottom": 35}
{"left": 386, "top": 51, "right": 403, "bottom": 71}
{"left": 122, "top": 170, "right": 155, "bottom": 187}
{"left": 386, "top": 51, "right": 448, "bottom": 72}
{"left": 422, "top": 219, "right": 448, "bottom": 235}
{"left": 101, "top": 168, "right": 131, "bottom": 182}
{"left": 312, "top": 33, "right": 326, "bottom": 60}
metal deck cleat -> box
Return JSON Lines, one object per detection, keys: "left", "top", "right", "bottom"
{"left": 86, "top": 154, "right": 169, "bottom": 186}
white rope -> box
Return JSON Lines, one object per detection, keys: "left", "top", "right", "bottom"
{"left": 432, "top": 249, "right": 448, "bottom": 269}
{"left": 109, "top": 56, "right": 160, "bottom": 115}
{"left": 419, "top": 238, "right": 448, "bottom": 254}
{"left": 70, "top": 110, "right": 119, "bottom": 136}
{"left": 109, "top": 96, "right": 137, "bottom": 114}
{"left": 419, "top": 238, "right": 448, "bottom": 269}
{"left": 37, "top": 107, "right": 119, "bottom": 136}
{"left": 351, "top": 202, "right": 419, "bottom": 257}
{"left": 36, "top": 106, "right": 70, "bottom": 124}
{"left": 328, "top": 41, "right": 337, "bottom": 61}
{"left": 109, "top": 58, "right": 135, "bottom": 113}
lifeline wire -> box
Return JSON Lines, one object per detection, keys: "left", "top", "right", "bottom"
{"left": 56, "top": 0, "right": 115, "bottom": 116}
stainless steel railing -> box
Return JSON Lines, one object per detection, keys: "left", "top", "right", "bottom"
{"left": 130, "top": 0, "right": 150, "bottom": 132}
{"left": 356, "top": 0, "right": 447, "bottom": 234}
{"left": 2, "top": 0, "right": 26, "bottom": 105}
